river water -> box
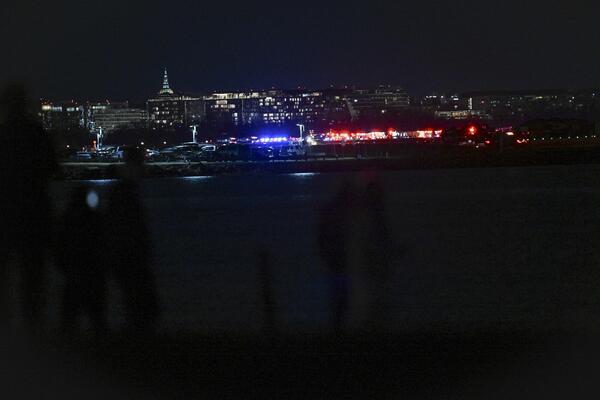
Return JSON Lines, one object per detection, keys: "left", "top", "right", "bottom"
{"left": 49, "top": 165, "right": 600, "bottom": 333}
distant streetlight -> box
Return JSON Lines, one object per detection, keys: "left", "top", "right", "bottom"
{"left": 296, "top": 124, "right": 305, "bottom": 142}
{"left": 190, "top": 125, "right": 198, "bottom": 143}
{"left": 97, "top": 127, "right": 103, "bottom": 149}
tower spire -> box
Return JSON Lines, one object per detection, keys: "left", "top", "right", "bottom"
{"left": 159, "top": 68, "right": 174, "bottom": 95}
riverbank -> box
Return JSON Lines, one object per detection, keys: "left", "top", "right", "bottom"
{"left": 56, "top": 144, "right": 600, "bottom": 180}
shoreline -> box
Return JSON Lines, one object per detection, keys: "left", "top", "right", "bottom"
{"left": 55, "top": 145, "right": 600, "bottom": 180}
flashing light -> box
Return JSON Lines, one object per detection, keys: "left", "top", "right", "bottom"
{"left": 321, "top": 129, "right": 444, "bottom": 141}
{"left": 257, "top": 136, "right": 289, "bottom": 143}
{"left": 485, "top": 140, "right": 491, "bottom": 145}
{"left": 415, "top": 130, "right": 436, "bottom": 139}
{"left": 306, "top": 135, "right": 317, "bottom": 145}
{"left": 506, "top": 132, "right": 514, "bottom": 136}
{"left": 468, "top": 126, "right": 477, "bottom": 136}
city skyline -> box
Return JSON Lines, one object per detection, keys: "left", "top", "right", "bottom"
{"left": 36, "top": 67, "right": 600, "bottom": 104}
{"left": 39, "top": 67, "right": 600, "bottom": 139}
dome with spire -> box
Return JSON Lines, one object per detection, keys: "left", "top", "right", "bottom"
{"left": 158, "top": 68, "right": 175, "bottom": 96}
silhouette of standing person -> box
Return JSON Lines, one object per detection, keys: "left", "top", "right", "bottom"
{"left": 357, "top": 176, "right": 394, "bottom": 330}
{"left": 106, "top": 148, "right": 159, "bottom": 335}
{"left": 56, "top": 185, "right": 108, "bottom": 337}
{"left": 318, "top": 182, "right": 357, "bottom": 334}
{"left": 0, "top": 84, "right": 57, "bottom": 332}
{"left": 319, "top": 176, "right": 396, "bottom": 334}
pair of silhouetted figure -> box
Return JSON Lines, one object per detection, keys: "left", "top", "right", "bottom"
{"left": 318, "top": 175, "right": 394, "bottom": 333}
{"left": 56, "top": 148, "right": 159, "bottom": 337}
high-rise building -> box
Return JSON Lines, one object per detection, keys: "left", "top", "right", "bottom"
{"left": 464, "top": 90, "right": 600, "bottom": 123}
{"left": 147, "top": 69, "right": 204, "bottom": 130}
{"left": 85, "top": 100, "right": 130, "bottom": 132}
{"left": 39, "top": 101, "right": 85, "bottom": 132}
{"left": 202, "top": 89, "right": 351, "bottom": 129}
{"left": 346, "top": 86, "right": 410, "bottom": 119}
{"left": 93, "top": 107, "right": 148, "bottom": 133}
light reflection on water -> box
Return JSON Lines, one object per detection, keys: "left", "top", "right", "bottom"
{"left": 81, "top": 179, "right": 118, "bottom": 185}
{"left": 180, "top": 176, "right": 213, "bottom": 181}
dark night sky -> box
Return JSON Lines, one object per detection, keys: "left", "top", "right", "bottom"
{"left": 1, "top": 0, "right": 599, "bottom": 101}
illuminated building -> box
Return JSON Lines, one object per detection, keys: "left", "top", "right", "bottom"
{"left": 434, "top": 110, "right": 490, "bottom": 120}
{"left": 147, "top": 69, "right": 204, "bottom": 130}
{"left": 419, "top": 93, "right": 469, "bottom": 113}
{"left": 203, "top": 89, "right": 351, "bottom": 128}
{"left": 85, "top": 100, "right": 129, "bottom": 132}
{"left": 346, "top": 85, "right": 410, "bottom": 119}
{"left": 93, "top": 106, "right": 147, "bottom": 133}
{"left": 39, "top": 101, "right": 85, "bottom": 132}
{"left": 465, "top": 90, "right": 600, "bottom": 123}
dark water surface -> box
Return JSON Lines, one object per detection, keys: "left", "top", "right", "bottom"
{"left": 50, "top": 165, "right": 600, "bottom": 333}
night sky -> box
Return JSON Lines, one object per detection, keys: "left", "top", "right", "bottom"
{"left": 1, "top": 0, "right": 598, "bottom": 101}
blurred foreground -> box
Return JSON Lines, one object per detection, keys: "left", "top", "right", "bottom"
{"left": 4, "top": 85, "right": 600, "bottom": 398}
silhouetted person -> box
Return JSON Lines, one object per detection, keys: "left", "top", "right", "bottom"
{"left": 356, "top": 177, "right": 394, "bottom": 330}
{"left": 56, "top": 185, "right": 108, "bottom": 337}
{"left": 0, "top": 84, "right": 57, "bottom": 331}
{"left": 319, "top": 176, "right": 395, "bottom": 333}
{"left": 106, "top": 148, "right": 159, "bottom": 335}
{"left": 318, "top": 182, "right": 357, "bottom": 334}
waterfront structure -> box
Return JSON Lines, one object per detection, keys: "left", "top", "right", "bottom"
{"left": 147, "top": 69, "right": 204, "bottom": 130}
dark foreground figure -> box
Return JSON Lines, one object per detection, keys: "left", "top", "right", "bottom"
{"left": 106, "top": 148, "right": 159, "bottom": 335}
{"left": 0, "top": 84, "right": 56, "bottom": 330}
{"left": 318, "top": 174, "right": 394, "bottom": 333}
